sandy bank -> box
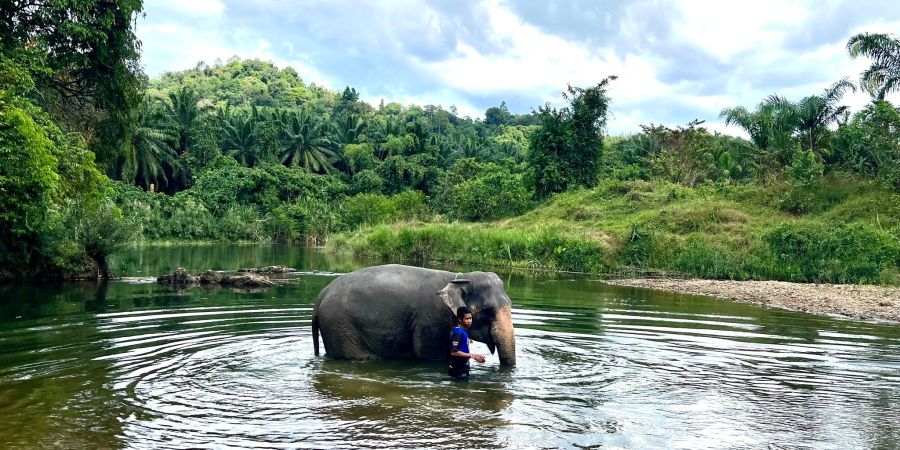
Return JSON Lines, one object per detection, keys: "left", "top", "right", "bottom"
{"left": 604, "top": 278, "right": 900, "bottom": 322}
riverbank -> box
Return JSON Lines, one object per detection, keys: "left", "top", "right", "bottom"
{"left": 330, "top": 179, "right": 900, "bottom": 285}
{"left": 605, "top": 278, "right": 900, "bottom": 322}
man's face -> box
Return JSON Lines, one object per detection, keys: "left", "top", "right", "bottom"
{"left": 460, "top": 313, "right": 473, "bottom": 329}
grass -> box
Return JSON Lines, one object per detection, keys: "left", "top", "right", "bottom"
{"left": 330, "top": 176, "right": 900, "bottom": 285}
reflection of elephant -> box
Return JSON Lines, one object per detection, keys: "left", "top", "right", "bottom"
{"left": 312, "top": 264, "right": 516, "bottom": 366}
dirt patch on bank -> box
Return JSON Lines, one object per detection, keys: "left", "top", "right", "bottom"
{"left": 605, "top": 278, "right": 900, "bottom": 322}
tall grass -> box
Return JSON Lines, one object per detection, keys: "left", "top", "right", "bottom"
{"left": 331, "top": 177, "right": 900, "bottom": 284}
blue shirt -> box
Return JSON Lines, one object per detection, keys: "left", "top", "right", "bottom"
{"left": 450, "top": 326, "right": 470, "bottom": 354}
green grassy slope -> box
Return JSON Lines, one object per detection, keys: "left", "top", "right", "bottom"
{"left": 331, "top": 176, "right": 900, "bottom": 284}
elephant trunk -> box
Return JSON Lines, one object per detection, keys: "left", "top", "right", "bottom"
{"left": 491, "top": 305, "right": 516, "bottom": 366}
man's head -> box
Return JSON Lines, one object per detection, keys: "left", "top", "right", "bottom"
{"left": 456, "top": 306, "right": 473, "bottom": 328}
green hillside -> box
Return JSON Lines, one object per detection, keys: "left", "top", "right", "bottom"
{"left": 334, "top": 176, "right": 899, "bottom": 284}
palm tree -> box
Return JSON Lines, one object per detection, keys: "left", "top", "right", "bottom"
{"left": 784, "top": 78, "right": 856, "bottom": 156}
{"left": 719, "top": 104, "right": 776, "bottom": 151}
{"left": 280, "top": 109, "right": 336, "bottom": 173}
{"left": 332, "top": 113, "right": 368, "bottom": 146}
{"left": 847, "top": 32, "right": 900, "bottom": 100}
{"left": 162, "top": 85, "right": 209, "bottom": 154}
{"left": 219, "top": 106, "right": 260, "bottom": 166}
{"left": 130, "top": 98, "right": 176, "bottom": 190}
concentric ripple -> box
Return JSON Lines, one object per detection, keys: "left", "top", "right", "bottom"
{"left": 1, "top": 264, "right": 899, "bottom": 449}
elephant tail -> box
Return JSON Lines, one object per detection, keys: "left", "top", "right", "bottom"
{"left": 312, "top": 314, "right": 320, "bottom": 357}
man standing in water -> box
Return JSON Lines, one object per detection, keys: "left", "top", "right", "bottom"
{"left": 449, "top": 306, "right": 486, "bottom": 379}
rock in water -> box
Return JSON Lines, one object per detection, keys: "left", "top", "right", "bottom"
{"left": 220, "top": 273, "right": 276, "bottom": 288}
{"left": 199, "top": 270, "right": 222, "bottom": 284}
{"left": 157, "top": 268, "right": 197, "bottom": 285}
{"left": 237, "top": 265, "right": 296, "bottom": 274}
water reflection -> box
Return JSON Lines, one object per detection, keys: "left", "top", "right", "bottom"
{"left": 311, "top": 359, "right": 513, "bottom": 447}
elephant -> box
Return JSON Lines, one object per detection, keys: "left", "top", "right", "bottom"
{"left": 312, "top": 264, "right": 516, "bottom": 366}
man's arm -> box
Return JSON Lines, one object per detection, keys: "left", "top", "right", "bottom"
{"left": 451, "top": 350, "right": 486, "bottom": 363}
{"left": 450, "top": 332, "right": 485, "bottom": 362}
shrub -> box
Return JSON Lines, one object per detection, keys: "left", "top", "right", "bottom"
{"left": 762, "top": 222, "right": 899, "bottom": 284}
{"left": 439, "top": 159, "right": 531, "bottom": 221}
{"left": 342, "top": 190, "right": 426, "bottom": 229}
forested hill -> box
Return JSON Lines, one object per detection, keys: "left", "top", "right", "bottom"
{"left": 1, "top": 1, "right": 898, "bottom": 284}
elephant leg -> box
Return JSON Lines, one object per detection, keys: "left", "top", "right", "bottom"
{"left": 323, "top": 326, "right": 380, "bottom": 360}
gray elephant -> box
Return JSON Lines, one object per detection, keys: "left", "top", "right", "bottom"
{"left": 312, "top": 264, "right": 516, "bottom": 366}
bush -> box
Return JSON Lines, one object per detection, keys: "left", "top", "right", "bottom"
{"left": 0, "top": 104, "right": 58, "bottom": 268}
{"left": 334, "top": 223, "right": 608, "bottom": 273}
{"left": 438, "top": 159, "right": 531, "bottom": 221}
{"left": 349, "top": 169, "right": 385, "bottom": 194}
{"left": 762, "top": 222, "right": 899, "bottom": 284}
{"left": 342, "top": 190, "right": 426, "bottom": 229}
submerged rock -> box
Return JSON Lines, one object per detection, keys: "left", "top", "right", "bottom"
{"left": 199, "top": 269, "right": 222, "bottom": 284}
{"left": 220, "top": 273, "right": 276, "bottom": 288}
{"left": 237, "top": 265, "right": 296, "bottom": 274}
{"left": 157, "top": 269, "right": 276, "bottom": 290}
{"left": 157, "top": 268, "right": 197, "bottom": 285}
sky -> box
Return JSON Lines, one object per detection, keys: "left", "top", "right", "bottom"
{"left": 136, "top": 0, "right": 900, "bottom": 135}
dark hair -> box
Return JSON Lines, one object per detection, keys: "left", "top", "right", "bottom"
{"left": 456, "top": 306, "right": 471, "bottom": 320}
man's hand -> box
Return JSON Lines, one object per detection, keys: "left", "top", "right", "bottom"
{"left": 472, "top": 354, "right": 486, "bottom": 363}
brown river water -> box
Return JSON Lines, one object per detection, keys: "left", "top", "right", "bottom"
{"left": 0, "top": 244, "right": 898, "bottom": 449}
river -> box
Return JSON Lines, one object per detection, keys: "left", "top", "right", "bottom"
{"left": 0, "top": 244, "right": 898, "bottom": 448}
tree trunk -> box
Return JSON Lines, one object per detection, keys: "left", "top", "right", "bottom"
{"left": 94, "top": 254, "right": 112, "bottom": 280}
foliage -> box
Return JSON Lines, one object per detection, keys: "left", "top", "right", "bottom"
{"left": 832, "top": 101, "right": 900, "bottom": 188}
{"left": 129, "top": 97, "right": 177, "bottom": 189}
{"left": 279, "top": 108, "right": 336, "bottom": 173}
{"left": 438, "top": 159, "right": 531, "bottom": 221}
{"left": 336, "top": 176, "right": 899, "bottom": 284}
{"left": 847, "top": 32, "right": 900, "bottom": 100}
{"left": 528, "top": 78, "right": 615, "bottom": 197}
{"left": 0, "top": 0, "right": 145, "bottom": 171}
{"left": 342, "top": 191, "right": 426, "bottom": 229}
{"left": 54, "top": 198, "right": 136, "bottom": 279}
{"left": 762, "top": 222, "right": 898, "bottom": 284}
{"left": 0, "top": 103, "right": 59, "bottom": 267}
{"left": 787, "top": 147, "right": 824, "bottom": 186}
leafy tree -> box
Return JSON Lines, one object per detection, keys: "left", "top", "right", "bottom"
{"left": 487, "top": 125, "right": 533, "bottom": 163}
{"left": 332, "top": 113, "right": 368, "bottom": 146}
{"left": 350, "top": 169, "right": 385, "bottom": 194}
{"left": 528, "top": 78, "right": 616, "bottom": 197}
{"left": 0, "top": 103, "right": 59, "bottom": 267}
{"left": 847, "top": 32, "right": 900, "bottom": 100}
{"left": 438, "top": 159, "right": 530, "bottom": 221}
{"left": 279, "top": 109, "right": 336, "bottom": 173}
{"left": 344, "top": 143, "right": 376, "bottom": 175}
{"left": 380, "top": 134, "right": 416, "bottom": 158}
{"left": 58, "top": 198, "right": 135, "bottom": 279}
{"left": 0, "top": 0, "right": 145, "bottom": 171}
{"left": 719, "top": 100, "right": 790, "bottom": 153}
{"left": 833, "top": 100, "right": 900, "bottom": 187}
{"left": 377, "top": 154, "right": 442, "bottom": 195}
{"left": 484, "top": 101, "right": 512, "bottom": 126}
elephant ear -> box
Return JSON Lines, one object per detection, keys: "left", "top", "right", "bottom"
{"left": 437, "top": 279, "right": 469, "bottom": 314}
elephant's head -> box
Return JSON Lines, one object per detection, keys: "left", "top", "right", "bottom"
{"left": 438, "top": 272, "right": 516, "bottom": 366}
